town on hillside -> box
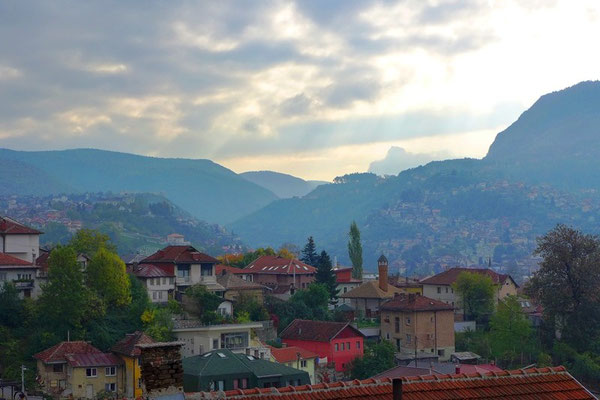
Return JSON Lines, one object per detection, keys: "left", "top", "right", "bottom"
{"left": 0, "top": 215, "right": 597, "bottom": 399}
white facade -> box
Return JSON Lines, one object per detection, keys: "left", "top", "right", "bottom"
{"left": 1, "top": 233, "right": 40, "bottom": 263}
{"left": 338, "top": 282, "right": 362, "bottom": 305}
{"left": 144, "top": 276, "right": 175, "bottom": 303}
{"left": 0, "top": 266, "right": 41, "bottom": 298}
{"left": 173, "top": 322, "right": 263, "bottom": 358}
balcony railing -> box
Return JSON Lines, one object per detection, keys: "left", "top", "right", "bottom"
{"left": 13, "top": 279, "right": 35, "bottom": 289}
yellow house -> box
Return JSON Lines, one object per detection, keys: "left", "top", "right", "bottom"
{"left": 268, "top": 346, "right": 318, "bottom": 384}
{"left": 111, "top": 331, "right": 155, "bottom": 398}
{"left": 64, "top": 353, "right": 124, "bottom": 399}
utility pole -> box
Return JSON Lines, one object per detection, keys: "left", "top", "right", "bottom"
{"left": 21, "top": 365, "right": 27, "bottom": 394}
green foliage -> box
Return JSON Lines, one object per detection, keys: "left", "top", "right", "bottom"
{"left": 38, "top": 246, "right": 97, "bottom": 338}
{"left": 87, "top": 247, "right": 131, "bottom": 307}
{"left": 315, "top": 250, "right": 338, "bottom": 300}
{"left": 537, "top": 352, "right": 552, "bottom": 367}
{"left": 0, "top": 282, "right": 23, "bottom": 328}
{"left": 185, "top": 284, "right": 223, "bottom": 324}
{"left": 489, "top": 296, "right": 533, "bottom": 368}
{"left": 300, "top": 236, "right": 319, "bottom": 266}
{"left": 268, "top": 284, "right": 331, "bottom": 332}
{"left": 455, "top": 329, "right": 492, "bottom": 360}
{"left": 349, "top": 341, "right": 395, "bottom": 379}
{"left": 234, "top": 293, "right": 269, "bottom": 321}
{"left": 526, "top": 224, "right": 600, "bottom": 351}
{"left": 453, "top": 272, "right": 495, "bottom": 323}
{"left": 348, "top": 221, "right": 363, "bottom": 279}
{"left": 41, "top": 221, "right": 72, "bottom": 246}
{"left": 142, "top": 307, "right": 174, "bottom": 342}
{"left": 69, "top": 228, "right": 117, "bottom": 255}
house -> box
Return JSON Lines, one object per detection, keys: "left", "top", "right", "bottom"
{"left": 111, "top": 331, "right": 155, "bottom": 398}
{"left": 333, "top": 267, "right": 362, "bottom": 305}
{"left": 380, "top": 293, "right": 455, "bottom": 361}
{"left": 140, "top": 245, "right": 224, "bottom": 298}
{"left": 243, "top": 255, "right": 316, "bottom": 294}
{"left": 34, "top": 341, "right": 124, "bottom": 399}
{"left": 36, "top": 249, "right": 91, "bottom": 281}
{"left": 182, "top": 348, "right": 310, "bottom": 392}
{"left": 280, "top": 319, "right": 364, "bottom": 372}
{"left": 268, "top": 346, "right": 318, "bottom": 384}
{"left": 0, "top": 216, "right": 42, "bottom": 263}
{"left": 128, "top": 263, "right": 176, "bottom": 303}
{"left": 420, "top": 267, "right": 518, "bottom": 319}
{"left": 0, "top": 253, "right": 40, "bottom": 298}
{"left": 216, "top": 271, "right": 270, "bottom": 303}
{"left": 339, "top": 256, "right": 405, "bottom": 318}
{"left": 216, "top": 264, "right": 254, "bottom": 282}
{"left": 173, "top": 319, "right": 265, "bottom": 358}
{"left": 183, "top": 366, "right": 597, "bottom": 400}
{"left": 167, "top": 233, "right": 188, "bottom": 245}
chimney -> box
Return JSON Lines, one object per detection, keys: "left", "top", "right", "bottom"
{"left": 378, "top": 254, "right": 388, "bottom": 292}
{"left": 392, "top": 378, "right": 402, "bottom": 400}
{"left": 455, "top": 365, "right": 461, "bottom": 374}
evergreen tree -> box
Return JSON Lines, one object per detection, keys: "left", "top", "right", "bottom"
{"left": 316, "top": 251, "right": 338, "bottom": 300}
{"left": 348, "top": 221, "right": 363, "bottom": 279}
{"left": 300, "top": 236, "right": 319, "bottom": 266}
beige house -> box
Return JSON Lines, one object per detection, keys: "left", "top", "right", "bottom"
{"left": 34, "top": 341, "right": 124, "bottom": 399}
{"left": 380, "top": 293, "right": 455, "bottom": 361}
{"left": 420, "top": 267, "right": 518, "bottom": 319}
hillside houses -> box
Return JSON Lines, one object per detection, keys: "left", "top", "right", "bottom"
{"left": 243, "top": 255, "right": 316, "bottom": 296}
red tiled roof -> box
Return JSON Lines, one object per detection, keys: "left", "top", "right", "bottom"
{"left": 184, "top": 366, "right": 596, "bottom": 399}
{"left": 420, "top": 267, "right": 516, "bottom": 287}
{"left": 0, "top": 253, "right": 36, "bottom": 268}
{"left": 216, "top": 264, "right": 247, "bottom": 275}
{"left": 217, "top": 272, "right": 267, "bottom": 291}
{"left": 280, "top": 319, "right": 364, "bottom": 342}
{"left": 65, "top": 353, "right": 123, "bottom": 367}
{"left": 36, "top": 251, "right": 50, "bottom": 272}
{"left": 130, "top": 263, "right": 175, "bottom": 278}
{"left": 34, "top": 341, "right": 102, "bottom": 363}
{"left": 334, "top": 267, "right": 362, "bottom": 283}
{"left": 244, "top": 256, "right": 316, "bottom": 275}
{"left": 111, "top": 331, "right": 155, "bottom": 357}
{"left": 380, "top": 294, "right": 454, "bottom": 312}
{"left": 372, "top": 365, "right": 433, "bottom": 379}
{"left": 142, "top": 245, "right": 218, "bottom": 264}
{"left": 269, "top": 346, "right": 319, "bottom": 363}
{"left": 457, "top": 363, "right": 504, "bottom": 374}
{"left": 0, "top": 217, "right": 42, "bottom": 234}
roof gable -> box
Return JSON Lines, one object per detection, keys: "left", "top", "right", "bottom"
{"left": 34, "top": 341, "right": 102, "bottom": 363}
{"left": 269, "top": 346, "right": 318, "bottom": 363}
{"left": 142, "top": 245, "right": 218, "bottom": 264}
{"left": 280, "top": 319, "right": 364, "bottom": 342}
{"left": 244, "top": 256, "right": 316, "bottom": 275}
{"left": 111, "top": 331, "right": 155, "bottom": 357}
{"left": 340, "top": 280, "right": 403, "bottom": 299}
{"left": 0, "top": 217, "right": 42, "bottom": 235}
{"left": 381, "top": 294, "right": 454, "bottom": 312}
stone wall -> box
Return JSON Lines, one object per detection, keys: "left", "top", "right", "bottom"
{"left": 138, "top": 342, "right": 184, "bottom": 397}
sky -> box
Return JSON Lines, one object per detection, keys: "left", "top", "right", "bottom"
{"left": 1, "top": 1, "right": 599, "bottom": 181}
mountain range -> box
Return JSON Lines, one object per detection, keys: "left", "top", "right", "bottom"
{"left": 240, "top": 170, "right": 327, "bottom": 198}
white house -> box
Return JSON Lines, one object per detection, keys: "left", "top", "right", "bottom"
{"left": 0, "top": 216, "right": 42, "bottom": 263}
{"left": 0, "top": 253, "right": 41, "bottom": 298}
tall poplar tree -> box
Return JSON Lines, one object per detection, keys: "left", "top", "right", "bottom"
{"left": 316, "top": 250, "right": 338, "bottom": 300}
{"left": 348, "top": 221, "right": 363, "bottom": 279}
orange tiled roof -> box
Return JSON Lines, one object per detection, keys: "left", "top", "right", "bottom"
{"left": 184, "top": 366, "right": 596, "bottom": 399}
{"left": 269, "top": 346, "right": 319, "bottom": 364}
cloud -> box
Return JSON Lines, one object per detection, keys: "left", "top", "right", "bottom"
{"left": 368, "top": 146, "right": 449, "bottom": 175}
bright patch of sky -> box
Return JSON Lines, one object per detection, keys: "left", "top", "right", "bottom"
{"left": 0, "top": 1, "right": 599, "bottom": 180}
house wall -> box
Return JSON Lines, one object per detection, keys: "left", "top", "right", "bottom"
{"left": 3, "top": 233, "right": 40, "bottom": 263}
{"left": 282, "top": 332, "right": 363, "bottom": 372}
{"left": 349, "top": 298, "right": 385, "bottom": 317}
{"left": 0, "top": 267, "right": 40, "bottom": 298}
{"left": 338, "top": 283, "right": 361, "bottom": 305}
{"left": 380, "top": 309, "right": 455, "bottom": 361}
{"left": 422, "top": 284, "right": 457, "bottom": 308}
{"left": 118, "top": 355, "right": 143, "bottom": 398}
{"left": 174, "top": 325, "right": 258, "bottom": 358}
{"left": 271, "top": 357, "right": 317, "bottom": 384}
{"left": 69, "top": 365, "right": 122, "bottom": 399}
{"left": 498, "top": 280, "right": 518, "bottom": 300}
{"left": 37, "top": 361, "right": 68, "bottom": 396}
{"left": 144, "top": 277, "right": 175, "bottom": 303}
{"left": 250, "top": 273, "right": 315, "bottom": 290}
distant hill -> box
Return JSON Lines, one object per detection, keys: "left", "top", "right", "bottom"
{"left": 1, "top": 192, "right": 244, "bottom": 256}
{"left": 240, "top": 170, "right": 328, "bottom": 198}
{"left": 0, "top": 148, "right": 277, "bottom": 224}
{"left": 485, "top": 80, "right": 600, "bottom": 189}
{"left": 231, "top": 81, "right": 600, "bottom": 281}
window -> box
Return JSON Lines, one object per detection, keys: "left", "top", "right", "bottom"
{"left": 341, "top": 343, "right": 345, "bottom": 351}
{"left": 438, "top": 349, "right": 445, "bottom": 357}
{"left": 445, "top": 287, "right": 448, "bottom": 293}
{"left": 53, "top": 364, "right": 64, "bottom": 373}
{"left": 213, "top": 338, "right": 219, "bottom": 349}
{"left": 105, "top": 366, "right": 116, "bottom": 376}
{"left": 169, "top": 277, "right": 174, "bottom": 284}
{"left": 406, "top": 317, "right": 411, "bottom": 325}
{"left": 335, "top": 343, "right": 339, "bottom": 351}
{"left": 406, "top": 334, "right": 411, "bottom": 344}
{"left": 162, "top": 277, "right": 167, "bottom": 285}
{"left": 222, "top": 332, "right": 248, "bottom": 349}
{"left": 0, "top": 272, "right": 6, "bottom": 281}
{"left": 451, "top": 288, "right": 454, "bottom": 293}
{"left": 356, "top": 341, "right": 360, "bottom": 349}
{"left": 241, "top": 378, "right": 248, "bottom": 389}
{"left": 138, "top": 378, "right": 142, "bottom": 388}
{"left": 437, "top": 287, "right": 441, "bottom": 294}
{"left": 86, "top": 368, "right": 97, "bottom": 377}
{"left": 158, "top": 291, "right": 163, "bottom": 300}
{"left": 177, "top": 267, "right": 190, "bottom": 278}
{"left": 347, "top": 342, "right": 350, "bottom": 350}
{"left": 300, "top": 360, "right": 307, "bottom": 368}
{"left": 233, "top": 379, "right": 239, "bottom": 389}
{"left": 105, "top": 383, "right": 116, "bottom": 392}
{"left": 152, "top": 291, "right": 157, "bottom": 300}
{"left": 394, "top": 317, "right": 400, "bottom": 333}
{"left": 201, "top": 264, "right": 213, "bottom": 276}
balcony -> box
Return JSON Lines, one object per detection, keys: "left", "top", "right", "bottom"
{"left": 176, "top": 276, "right": 191, "bottom": 285}
{"left": 13, "top": 279, "right": 34, "bottom": 290}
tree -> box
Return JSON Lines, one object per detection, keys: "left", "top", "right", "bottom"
{"left": 300, "top": 236, "right": 319, "bottom": 266}
{"left": 348, "top": 221, "right": 363, "bottom": 279}
{"left": 142, "top": 307, "right": 174, "bottom": 342}
{"left": 526, "top": 224, "right": 600, "bottom": 350}
{"left": 185, "top": 284, "right": 223, "bottom": 324}
{"left": 0, "top": 282, "right": 22, "bottom": 328}
{"left": 38, "top": 246, "right": 97, "bottom": 338}
{"left": 489, "top": 296, "right": 533, "bottom": 367}
{"left": 69, "top": 228, "right": 117, "bottom": 256}
{"left": 87, "top": 247, "right": 131, "bottom": 307}
{"left": 316, "top": 251, "right": 338, "bottom": 300}
{"left": 233, "top": 293, "right": 269, "bottom": 321}
{"left": 349, "top": 341, "right": 395, "bottom": 379}
{"left": 452, "top": 271, "right": 495, "bottom": 323}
